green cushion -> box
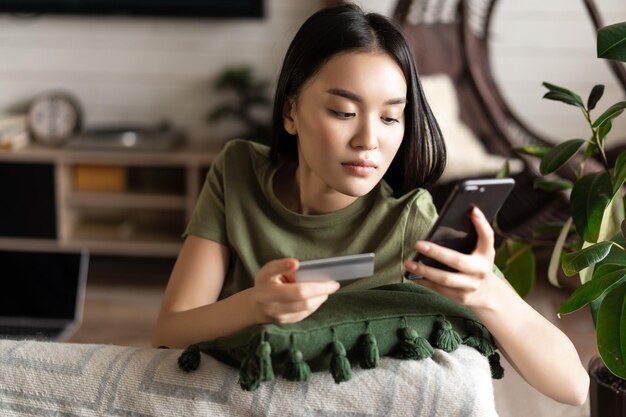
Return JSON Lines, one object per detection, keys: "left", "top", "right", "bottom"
{"left": 177, "top": 283, "right": 503, "bottom": 391}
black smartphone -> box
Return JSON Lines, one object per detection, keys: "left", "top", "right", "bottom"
{"left": 405, "top": 178, "right": 515, "bottom": 279}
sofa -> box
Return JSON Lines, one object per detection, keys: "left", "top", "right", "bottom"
{"left": 0, "top": 339, "right": 499, "bottom": 416}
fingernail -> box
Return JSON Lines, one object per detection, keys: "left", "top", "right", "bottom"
{"left": 404, "top": 261, "right": 417, "bottom": 271}
{"left": 330, "top": 282, "right": 340, "bottom": 291}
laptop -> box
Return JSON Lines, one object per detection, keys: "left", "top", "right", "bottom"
{"left": 0, "top": 248, "right": 89, "bottom": 341}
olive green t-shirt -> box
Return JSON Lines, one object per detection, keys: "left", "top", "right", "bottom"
{"left": 185, "top": 139, "right": 438, "bottom": 300}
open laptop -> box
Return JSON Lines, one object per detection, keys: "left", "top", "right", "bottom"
{"left": 0, "top": 248, "right": 89, "bottom": 341}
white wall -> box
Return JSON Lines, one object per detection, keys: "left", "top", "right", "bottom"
{"left": 491, "top": 0, "right": 626, "bottom": 147}
{"left": 0, "top": 0, "right": 322, "bottom": 144}
{"left": 0, "top": 0, "right": 624, "bottom": 147}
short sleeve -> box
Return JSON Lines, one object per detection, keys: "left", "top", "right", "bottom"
{"left": 183, "top": 149, "right": 227, "bottom": 244}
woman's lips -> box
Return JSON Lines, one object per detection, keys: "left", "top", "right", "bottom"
{"left": 341, "top": 160, "right": 377, "bottom": 176}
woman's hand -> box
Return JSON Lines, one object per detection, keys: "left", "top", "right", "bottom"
{"left": 252, "top": 258, "right": 341, "bottom": 324}
{"left": 404, "top": 207, "right": 499, "bottom": 310}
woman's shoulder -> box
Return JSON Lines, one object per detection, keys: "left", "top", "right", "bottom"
{"left": 220, "top": 139, "right": 270, "bottom": 161}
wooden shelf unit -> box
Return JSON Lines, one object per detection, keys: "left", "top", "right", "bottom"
{"left": 0, "top": 144, "right": 219, "bottom": 257}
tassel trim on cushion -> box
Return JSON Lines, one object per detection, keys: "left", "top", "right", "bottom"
{"left": 178, "top": 344, "right": 201, "bottom": 372}
{"left": 360, "top": 322, "right": 380, "bottom": 369}
{"left": 179, "top": 315, "right": 502, "bottom": 392}
{"left": 395, "top": 317, "right": 434, "bottom": 360}
{"left": 329, "top": 328, "right": 352, "bottom": 383}
{"left": 435, "top": 316, "right": 463, "bottom": 352}
{"left": 282, "top": 335, "right": 312, "bottom": 382}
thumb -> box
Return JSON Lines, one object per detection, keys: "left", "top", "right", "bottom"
{"left": 256, "top": 258, "right": 299, "bottom": 284}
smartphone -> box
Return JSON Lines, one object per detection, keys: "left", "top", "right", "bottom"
{"left": 295, "top": 253, "right": 375, "bottom": 282}
{"left": 405, "top": 178, "right": 515, "bottom": 279}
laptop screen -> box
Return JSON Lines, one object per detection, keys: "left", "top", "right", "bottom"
{"left": 0, "top": 249, "right": 88, "bottom": 321}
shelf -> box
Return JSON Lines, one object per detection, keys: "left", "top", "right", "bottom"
{"left": 0, "top": 144, "right": 217, "bottom": 258}
{"left": 67, "top": 192, "right": 186, "bottom": 210}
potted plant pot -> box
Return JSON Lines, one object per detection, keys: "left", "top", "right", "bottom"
{"left": 589, "top": 356, "right": 626, "bottom": 417}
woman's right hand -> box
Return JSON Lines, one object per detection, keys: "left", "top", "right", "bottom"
{"left": 252, "top": 258, "right": 340, "bottom": 324}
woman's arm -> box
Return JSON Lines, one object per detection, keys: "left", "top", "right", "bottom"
{"left": 153, "top": 235, "right": 340, "bottom": 349}
{"left": 404, "top": 208, "right": 589, "bottom": 406}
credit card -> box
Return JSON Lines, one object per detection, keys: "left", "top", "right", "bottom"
{"left": 295, "top": 253, "right": 375, "bottom": 282}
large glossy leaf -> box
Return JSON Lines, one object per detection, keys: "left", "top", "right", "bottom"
{"left": 592, "top": 101, "right": 626, "bottom": 129}
{"left": 559, "top": 264, "right": 626, "bottom": 315}
{"left": 534, "top": 178, "right": 574, "bottom": 192}
{"left": 597, "top": 21, "right": 626, "bottom": 62}
{"left": 570, "top": 172, "right": 613, "bottom": 242}
{"left": 561, "top": 241, "right": 613, "bottom": 276}
{"left": 516, "top": 145, "right": 551, "bottom": 158}
{"left": 597, "top": 280, "right": 626, "bottom": 379}
{"left": 587, "top": 84, "right": 605, "bottom": 110}
{"left": 548, "top": 218, "right": 573, "bottom": 287}
{"left": 599, "top": 194, "right": 626, "bottom": 244}
{"left": 495, "top": 239, "right": 535, "bottom": 298}
{"left": 613, "top": 151, "right": 626, "bottom": 196}
{"left": 539, "top": 139, "right": 586, "bottom": 175}
{"left": 542, "top": 82, "right": 585, "bottom": 108}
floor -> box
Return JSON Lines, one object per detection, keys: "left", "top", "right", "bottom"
{"left": 69, "top": 255, "right": 596, "bottom": 417}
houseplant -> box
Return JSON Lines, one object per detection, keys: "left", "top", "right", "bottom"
{"left": 207, "top": 65, "right": 271, "bottom": 144}
{"left": 495, "top": 20, "right": 626, "bottom": 416}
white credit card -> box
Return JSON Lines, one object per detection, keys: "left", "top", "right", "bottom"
{"left": 295, "top": 253, "right": 375, "bottom": 282}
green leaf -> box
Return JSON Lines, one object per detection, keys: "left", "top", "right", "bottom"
{"left": 598, "top": 120, "right": 612, "bottom": 146}
{"left": 561, "top": 241, "right": 613, "bottom": 276}
{"left": 596, "top": 280, "right": 626, "bottom": 379}
{"left": 533, "top": 222, "right": 571, "bottom": 238}
{"left": 592, "top": 101, "right": 626, "bottom": 129}
{"left": 539, "top": 139, "right": 585, "bottom": 175}
{"left": 516, "top": 145, "right": 551, "bottom": 158}
{"left": 622, "top": 219, "right": 626, "bottom": 240}
{"left": 495, "top": 239, "right": 535, "bottom": 298}
{"left": 613, "top": 151, "right": 626, "bottom": 196}
{"left": 559, "top": 265, "right": 626, "bottom": 315}
{"left": 533, "top": 178, "right": 574, "bottom": 192}
{"left": 570, "top": 172, "right": 613, "bottom": 242}
{"left": 543, "top": 91, "right": 585, "bottom": 109}
{"left": 542, "top": 82, "right": 585, "bottom": 108}
{"left": 599, "top": 194, "right": 626, "bottom": 244}
{"left": 583, "top": 141, "right": 597, "bottom": 161}
{"left": 587, "top": 84, "right": 605, "bottom": 110}
{"left": 496, "top": 160, "right": 510, "bottom": 178}
{"left": 597, "top": 21, "right": 626, "bottom": 62}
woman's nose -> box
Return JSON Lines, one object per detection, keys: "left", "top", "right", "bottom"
{"left": 351, "top": 117, "right": 378, "bottom": 150}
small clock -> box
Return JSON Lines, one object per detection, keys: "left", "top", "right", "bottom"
{"left": 27, "top": 91, "right": 82, "bottom": 146}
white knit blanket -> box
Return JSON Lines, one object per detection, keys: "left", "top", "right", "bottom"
{"left": 0, "top": 339, "right": 498, "bottom": 416}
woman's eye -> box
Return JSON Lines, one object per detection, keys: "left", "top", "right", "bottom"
{"left": 330, "top": 110, "right": 355, "bottom": 120}
{"left": 382, "top": 117, "right": 400, "bottom": 125}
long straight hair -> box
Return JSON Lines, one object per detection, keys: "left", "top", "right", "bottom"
{"left": 269, "top": 3, "right": 446, "bottom": 196}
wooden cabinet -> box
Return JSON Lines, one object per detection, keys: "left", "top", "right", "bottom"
{"left": 0, "top": 145, "right": 219, "bottom": 257}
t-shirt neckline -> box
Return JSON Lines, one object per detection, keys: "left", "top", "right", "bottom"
{"left": 265, "top": 160, "right": 376, "bottom": 228}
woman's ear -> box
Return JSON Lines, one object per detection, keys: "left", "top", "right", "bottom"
{"left": 283, "top": 97, "right": 297, "bottom": 135}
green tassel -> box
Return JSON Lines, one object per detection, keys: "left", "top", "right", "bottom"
{"left": 239, "top": 355, "right": 261, "bottom": 391}
{"left": 463, "top": 322, "right": 496, "bottom": 357}
{"left": 283, "top": 348, "right": 311, "bottom": 382}
{"left": 489, "top": 352, "right": 505, "bottom": 379}
{"left": 177, "top": 344, "right": 201, "bottom": 372}
{"left": 256, "top": 340, "right": 275, "bottom": 382}
{"left": 435, "top": 317, "right": 462, "bottom": 352}
{"left": 396, "top": 327, "right": 433, "bottom": 360}
{"left": 360, "top": 332, "right": 380, "bottom": 369}
{"left": 330, "top": 340, "right": 352, "bottom": 383}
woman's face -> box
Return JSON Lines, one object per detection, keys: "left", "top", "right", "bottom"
{"left": 284, "top": 51, "right": 407, "bottom": 201}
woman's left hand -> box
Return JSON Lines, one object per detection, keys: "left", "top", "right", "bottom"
{"left": 404, "top": 206, "right": 499, "bottom": 309}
